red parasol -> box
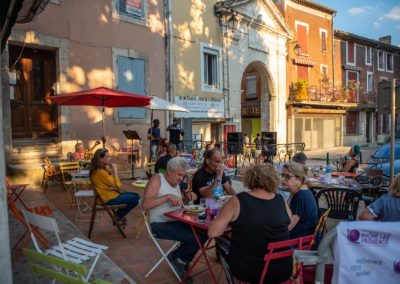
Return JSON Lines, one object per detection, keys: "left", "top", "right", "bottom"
{"left": 49, "top": 87, "right": 152, "bottom": 146}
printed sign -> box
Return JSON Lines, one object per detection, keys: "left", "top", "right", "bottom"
{"left": 174, "top": 96, "right": 224, "bottom": 118}
{"left": 126, "top": 0, "right": 141, "bottom": 15}
{"left": 333, "top": 221, "right": 400, "bottom": 283}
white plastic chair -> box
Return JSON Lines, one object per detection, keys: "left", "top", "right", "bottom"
{"left": 22, "top": 209, "right": 108, "bottom": 281}
{"left": 140, "top": 201, "right": 181, "bottom": 281}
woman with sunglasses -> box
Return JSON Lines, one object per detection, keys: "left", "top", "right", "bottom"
{"left": 89, "top": 148, "right": 140, "bottom": 226}
{"left": 281, "top": 161, "right": 318, "bottom": 239}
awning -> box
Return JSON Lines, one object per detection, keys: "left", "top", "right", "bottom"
{"left": 292, "top": 58, "right": 318, "bottom": 66}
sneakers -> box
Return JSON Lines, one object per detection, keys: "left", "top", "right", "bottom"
{"left": 167, "top": 254, "right": 193, "bottom": 283}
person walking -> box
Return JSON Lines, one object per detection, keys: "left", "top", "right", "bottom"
{"left": 167, "top": 118, "right": 184, "bottom": 151}
{"left": 148, "top": 119, "right": 162, "bottom": 161}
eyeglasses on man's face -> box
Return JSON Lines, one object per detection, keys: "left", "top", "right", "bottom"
{"left": 281, "top": 173, "right": 296, "bottom": 180}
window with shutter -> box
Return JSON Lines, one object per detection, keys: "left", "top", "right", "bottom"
{"left": 245, "top": 75, "right": 257, "bottom": 99}
{"left": 321, "top": 30, "right": 327, "bottom": 52}
{"left": 200, "top": 42, "right": 222, "bottom": 93}
{"left": 365, "top": 47, "right": 372, "bottom": 65}
{"left": 378, "top": 51, "right": 385, "bottom": 71}
{"left": 347, "top": 42, "right": 355, "bottom": 64}
{"left": 386, "top": 53, "right": 393, "bottom": 72}
{"left": 297, "top": 65, "right": 308, "bottom": 81}
{"left": 297, "top": 24, "right": 308, "bottom": 54}
{"left": 117, "top": 56, "right": 146, "bottom": 119}
{"left": 346, "top": 111, "right": 358, "bottom": 135}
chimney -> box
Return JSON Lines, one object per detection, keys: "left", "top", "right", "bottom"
{"left": 378, "top": 35, "right": 391, "bottom": 45}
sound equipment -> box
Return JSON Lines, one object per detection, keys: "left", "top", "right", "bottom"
{"left": 262, "top": 132, "right": 277, "bottom": 156}
{"left": 227, "top": 132, "right": 243, "bottom": 154}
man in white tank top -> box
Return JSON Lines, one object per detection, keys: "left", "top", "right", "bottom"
{"left": 143, "top": 157, "right": 207, "bottom": 282}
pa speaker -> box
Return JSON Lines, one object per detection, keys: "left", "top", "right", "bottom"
{"left": 227, "top": 132, "right": 243, "bottom": 154}
{"left": 262, "top": 132, "right": 277, "bottom": 156}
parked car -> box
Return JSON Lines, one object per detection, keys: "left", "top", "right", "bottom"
{"left": 367, "top": 142, "right": 400, "bottom": 164}
{"left": 366, "top": 159, "right": 400, "bottom": 180}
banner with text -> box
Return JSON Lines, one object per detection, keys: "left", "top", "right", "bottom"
{"left": 333, "top": 221, "right": 400, "bottom": 284}
{"left": 174, "top": 96, "right": 224, "bottom": 118}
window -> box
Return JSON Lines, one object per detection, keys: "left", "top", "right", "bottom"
{"left": 245, "top": 74, "right": 257, "bottom": 99}
{"left": 320, "top": 65, "right": 328, "bottom": 80}
{"left": 117, "top": 56, "right": 146, "bottom": 119}
{"left": 346, "top": 111, "right": 358, "bottom": 135}
{"left": 200, "top": 43, "right": 222, "bottom": 93}
{"left": 378, "top": 51, "right": 385, "bottom": 71}
{"left": 118, "top": 0, "right": 143, "bottom": 18}
{"left": 365, "top": 47, "right": 372, "bottom": 65}
{"left": 346, "top": 41, "right": 356, "bottom": 65}
{"left": 346, "top": 70, "right": 359, "bottom": 101}
{"left": 386, "top": 53, "right": 393, "bottom": 72}
{"left": 380, "top": 77, "right": 388, "bottom": 82}
{"left": 295, "top": 21, "right": 308, "bottom": 55}
{"left": 382, "top": 114, "right": 388, "bottom": 133}
{"left": 320, "top": 29, "right": 327, "bottom": 52}
{"left": 367, "top": 72, "right": 374, "bottom": 92}
{"left": 297, "top": 65, "right": 308, "bottom": 81}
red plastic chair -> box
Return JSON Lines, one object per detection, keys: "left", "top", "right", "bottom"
{"left": 6, "top": 177, "right": 29, "bottom": 210}
{"left": 259, "top": 234, "right": 316, "bottom": 284}
{"left": 7, "top": 192, "right": 52, "bottom": 260}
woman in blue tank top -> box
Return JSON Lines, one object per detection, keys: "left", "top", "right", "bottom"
{"left": 208, "top": 164, "right": 293, "bottom": 283}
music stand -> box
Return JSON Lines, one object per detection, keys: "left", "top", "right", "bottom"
{"left": 123, "top": 130, "right": 141, "bottom": 180}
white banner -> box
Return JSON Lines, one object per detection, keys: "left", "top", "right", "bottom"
{"left": 333, "top": 221, "right": 400, "bottom": 284}
{"left": 174, "top": 96, "right": 224, "bottom": 118}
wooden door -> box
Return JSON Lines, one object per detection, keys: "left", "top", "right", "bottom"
{"left": 10, "top": 46, "right": 58, "bottom": 138}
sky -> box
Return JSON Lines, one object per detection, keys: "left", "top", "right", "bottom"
{"left": 316, "top": 0, "right": 400, "bottom": 47}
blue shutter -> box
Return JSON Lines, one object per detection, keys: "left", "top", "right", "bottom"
{"left": 117, "top": 56, "right": 146, "bottom": 119}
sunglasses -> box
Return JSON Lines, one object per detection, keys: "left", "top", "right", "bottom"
{"left": 99, "top": 148, "right": 108, "bottom": 158}
{"left": 281, "top": 173, "right": 296, "bottom": 180}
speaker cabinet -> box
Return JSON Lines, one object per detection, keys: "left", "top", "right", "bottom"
{"left": 227, "top": 132, "right": 243, "bottom": 154}
{"left": 262, "top": 132, "right": 277, "bottom": 156}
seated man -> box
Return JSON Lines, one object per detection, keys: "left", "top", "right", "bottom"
{"left": 155, "top": 144, "right": 177, "bottom": 173}
{"left": 339, "top": 144, "right": 360, "bottom": 173}
{"left": 142, "top": 157, "right": 207, "bottom": 281}
{"left": 192, "top": 148, "right": 236, "bottom": 202}
{"left": 71, "top": 141, "right": 100, "bottom": 161}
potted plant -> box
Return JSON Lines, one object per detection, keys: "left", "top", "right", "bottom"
{"left": 295, "top": 79, "right": 308, "bottom": 101}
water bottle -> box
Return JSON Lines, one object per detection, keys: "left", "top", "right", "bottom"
{"left": 325, "top": 162, "right": 332, "bottom": 184}
{"left": 213, "top": 179, "right": 223, "bottom": 199}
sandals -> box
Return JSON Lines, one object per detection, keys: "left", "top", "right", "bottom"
{"left": 113, "top": 217, "right": 127, "bottom": 228}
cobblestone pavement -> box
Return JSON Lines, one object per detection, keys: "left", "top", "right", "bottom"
{"left": 10, "top": 188, "right": 134, "bottom": 284}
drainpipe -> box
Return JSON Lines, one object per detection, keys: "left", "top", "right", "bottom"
{"left": 331, "top": 12, "right": 336, "bottom": 99}
{"left": 165, "top": 0, "right": 174, "bottom": 124}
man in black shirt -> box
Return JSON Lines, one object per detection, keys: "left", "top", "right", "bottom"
{"left": 167, "top": 118, "right": 184, "bottom": 151}
{"left": 155, "top": 144, "right": 177, "bottom": 173}
{"left": 254, "top": 133, "right": 262, "bottom": 163}
{"left": 191, "top": 148, "right": 236, "bottom": 202}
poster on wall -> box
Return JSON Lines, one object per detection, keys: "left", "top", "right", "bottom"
{"left": 126, "top": 0, "right": 141, "bottom": 16}
{"left": 174, "top": 96, "right": 224, "bottom": 118}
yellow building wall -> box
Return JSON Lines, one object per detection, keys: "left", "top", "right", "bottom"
{"left": 173, "top": 0, "right": 223, "bottom": 100}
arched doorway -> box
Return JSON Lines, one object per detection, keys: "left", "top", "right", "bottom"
{"left": 240, "top": 62, "right": 274, "bottom": 144}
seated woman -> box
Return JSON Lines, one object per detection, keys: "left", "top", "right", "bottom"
{"left": 157, "top": 138, "right": 169, "bottom": 158}
{"left": 359, "top": 173, "right": 400, "bottom": 221}
{"left": 208, "top": 164, "right": 293, "bottom": 284}
{"left": 89, "top": 148, "right": 140, "bottom": 225}
{"left": 282, "top": 161, "right": 318, "bottom": 239}
{"left": 339, "top": 144, "right": 361, "bottom": 173}
{"left": 71, "top": 141, "right": 100, "bottom": 161}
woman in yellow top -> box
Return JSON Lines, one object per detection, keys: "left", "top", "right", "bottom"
{"left": 89, "top": 148, "right": 140, "bottom": 225}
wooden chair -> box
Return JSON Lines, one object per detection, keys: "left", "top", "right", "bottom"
{"left": 42, "top": 157, "right": 60, "bottom": 192}
{"left": 88, "top": 185, "right": 128, "bottom": 239}
{"left": 23, "top": 248, "right": 112, "bottom": 284}
{"left": 259, "top": 234, "right": 316, "bottom": 284}
{"left": 22, "top": 209, "right": 108, "bottom": 281}
{"left": 361, "top": 175, "right": 384, "bottom": 206}
{"left": 146, "top": 162, "right": 156, "bottom": 179}
{"left": 315, "top": 188, "right": 361, "bottom": 221}
{"left": 59, "top": 161, "right": 81, "bottom": 207}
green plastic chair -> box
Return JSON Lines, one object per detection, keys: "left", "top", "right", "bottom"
{"left": 23, "top": 248, "right": 112, "bottom": 284}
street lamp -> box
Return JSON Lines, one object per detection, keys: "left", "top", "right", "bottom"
{"left": 294, "top": 43, "right": 302, "bottom": 55}
{"left": 227, "top": 11, "right": 238, "bottom": 30}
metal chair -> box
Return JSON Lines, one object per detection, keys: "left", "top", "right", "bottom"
{"left": 146, "top": 162, "right": 156, "bottom": 179}
{"left": 140, "top": 201, "right": 181, "bottom": 281}
{"left": 6, "top": 177, "right": 29, "bottom": 210}
{"left": 315, "top": 188, "right": 361, "bottom": 221}
{"left": 59, "top": 161, "right": 81, "bottom": 207}
{"left": 42, "top": 157, "right": 60, "bottom": 192}
{"left": 361, "top": 175, "right": 383, "bottom": 206}
{"left": 23, "top": 248, "right": 112, "bottom": 284}
{"left": 22, "top": 209, "right": 108, "bottom": 281}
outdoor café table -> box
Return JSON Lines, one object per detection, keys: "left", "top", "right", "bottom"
{"left": 308, "top": 177, "right": 362, "bottom": 192}
{"left": 164, "top": 209, "right": 229, "bottom": 284}
{"left": 331, "top": 171, "right": 358, "bottom": 179}
{"left": 131, "top": 180, "right": 148, "bottom": 192}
